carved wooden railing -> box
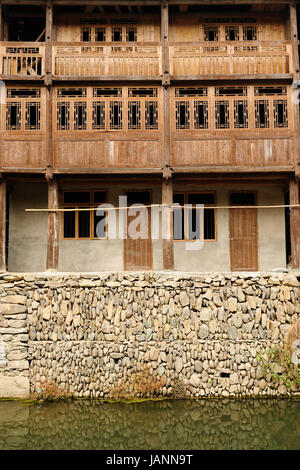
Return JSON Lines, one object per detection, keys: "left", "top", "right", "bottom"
{"left": 0, "top": 42, "right": 45, "bottom": 77}
{"left": 53, "top": 42, "right": 162, "bottom": 78}
{"left": 169, "top": 41, "right": 293, "bottom": 76}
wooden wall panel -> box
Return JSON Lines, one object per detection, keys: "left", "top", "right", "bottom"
{"left": 108, "top": 140, "right": 161, "bottom": 167}
{"left": 235, "top": 139, "right": 293, "bottom": 166}
{"left": 2, "top": 141, "right": 46, "bottom": 168}
{"left": 55, "top": 140, "right": 107, "bottom": 168}
{"left": 172, "top": 140, "right": 233, "bottom": 166}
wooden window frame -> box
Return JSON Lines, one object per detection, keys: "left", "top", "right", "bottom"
{"left": 62, "top": 190, "right": 108, "bottom": 240}
{"left": 6, "top": 87, "right": 42, "bottom": 132}
{"left": 173, "top": 191, "right": 217, "bottom": 242}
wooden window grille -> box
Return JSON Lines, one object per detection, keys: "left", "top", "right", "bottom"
{"left": 7, "top": 88, "right": 40, "bottom": 99}
{"left": 81, "top": 27, "right": 91, "bottom": 42}
{"left": 92, "top": 101, "right": 105, "bottom": 129}
{"left": 176, "top": 101, "right": 190, "bottom": 129}
{"left": 255, "top": 100, "right": 270, "bottom": 128}
{"left": 95, "top": 27, "right": 106, "bottom": 41}
{"left": 112, "top": 27, "right": 122, "bottom": 41}
{"left": 204, "top": 26, "right": 219, "bottom": 41}
{"left": 6, "top": 102, "right": 21, "bottom": 130}
{"left": 57, "top": 88, "right": 87, "bottom": 98}
{"left": 225, "top": 26, "right": 239, "bottom": 41}
{"left": 175, "top": 88, "right": 208, "bottom": 97}
{"left": 145, "top": 101, "right": 158, "bottom": 129}
{"left": 273, "top": 100, "right": 288, "bottom": 128}
{"left": 74, "top": 102, "right": 87, "bottom": 130}
{"left": 243, "top": 26, "right": 257, "bottom": 41}
{"left": 63, "top": 191, "right": 107, "bottom": 240}
{"left": 57, "top": 102, "right": 70, "bottom": 130}
{"left": 128, "top": 101, "right": 141, "bottom": 129}
{"left": 173, "top": 193, "right": 216, "bottom": 241}
{"left": 254, "top": 86, "right": 287, "bottom": 96}
{"left": 109, "top": 101, "right": 122, "bottom": 129}
{"left": 128, "top": 88, "right": 157, "bottom": 97}
{"left": 126, "top": 27, "right": 137, "bottom": 42}
{"left": 215, "top": 101, "right": 230, "bottom": 129}
{"left": 215, "top": 87, "right": 247, "bottom": 97}
{"left": 25, "top": 102, "right": 40, "bottom": 130}
{"left": 93, "top": 88, "right": 122, "bottom": 97}
{"left": 234, "top": 100, "right": 248, "bottom": 129}
{"left": 194, "top": 101, "right": 208, "bottom": 129}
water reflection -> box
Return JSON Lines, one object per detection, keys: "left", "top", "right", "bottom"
{"left": 0, "top": 399, "right": 300, "bottom": 450}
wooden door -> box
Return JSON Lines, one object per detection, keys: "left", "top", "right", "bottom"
{"left": 230, "top": 192, "right": 258, "bottom": 271}
{"left": 124, "top": 191, "right": 153, "bottom": 270}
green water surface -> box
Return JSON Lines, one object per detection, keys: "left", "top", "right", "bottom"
{"left": 0, "top": 398, "right": 300, "bottom": 450}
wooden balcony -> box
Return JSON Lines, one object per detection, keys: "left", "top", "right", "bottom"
{"left": 0, "top": 42, "right": 45, "bottom": 79}
{"left": 52, "top": 42, "right": 162, "bottom": 80}
{"left": 169, "top": 41, "right": 293, "bottom": 78}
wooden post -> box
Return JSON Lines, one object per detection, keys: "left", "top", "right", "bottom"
{"left": 45, "top": 0, "right": 53, "bottom": 86}
{"left": 0, "top": 2, "right": 3, "bottom": 42}
{"left": 46, "top": 178, "right": 59, "bottom": 271}
{"left": 289, "top": 177, "right": 300, "bottom": 269}
{"left": 161, "top": 1, "right": 173, "bottom": 270}
{"left": 290, "top": 2, "right": 300, "bottom": 78}
{"left": 0, "top": 179, "right": 6, "bottom": 271}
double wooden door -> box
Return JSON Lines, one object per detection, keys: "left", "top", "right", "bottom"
{"left": 230, "top": 192, "right": 258, "bottom": 271}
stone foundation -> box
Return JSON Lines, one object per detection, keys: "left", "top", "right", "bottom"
{"left": 0, "top": 271, "right": 299, "bottom": 398}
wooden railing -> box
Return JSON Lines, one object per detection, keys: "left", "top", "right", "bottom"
{"left": 169, "top": 41, "right": 293, "bottom": 77}
{"left": 53, "top": 42, "right": 162, "bottom": 78}
{"left": 0, "top": 42, "right": 45, "bottom": 77}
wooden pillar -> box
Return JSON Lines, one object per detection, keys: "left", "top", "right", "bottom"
{"left": 290, "top": 2, "right": 300, "bottom": 77}
{"left": 45, "top": 0, "right": 53, "bottom": 85}
{"left": 0, "top": 2, "right": 3, "bottom": 41}
{"left": 46, "top": 178, "right": 59, "bottom": 271}
{"left": 289, "top": 178, "right": 300, "bottom": 269}
{"left": 161, "top": 1, "right": 173, "bottom": 270}
{"left": 0, "top": 179, "right": 6, "bottom": 271}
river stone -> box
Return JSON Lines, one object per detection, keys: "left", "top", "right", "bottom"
{"left": 199, "top": 308, "right": 211, "bottom": 322}
{"left": 190, "top": 373, "right": 201, "bottom": 387}
{"left": 198, "top": 325, "right": 209, "bottom": 339}
{"left": 228, "top": 326, "right": 237, "bottom": 340}
{"left": 194, "top": 360, "right": 203, "bottom": 373}
{"left": 175, "top": 357, "right": 183, "bottom": 373}
{"left": 179, "top": 292, "right": 189, "bottom": 307}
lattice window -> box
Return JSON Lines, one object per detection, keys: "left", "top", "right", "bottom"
{"left": 93, "top": 88, "right": 122, "bottom": 97}
{"left": 57, "top": 102, "right": 70, "bottom": 130}
{"left": 255, "top": 100, "right": 270, "bottom": 128}
{"left": 194, "top": 101, "right": 208, "bottom": 129}
{"left": 128, "top": 88, "right": 157, "bottom": 97}
{"left": 176, "top": 101, "right": 190, "bottom": 129}
{"left": 112, "top": 27, "right": 122, "bottom": 41}
{"left": 95, "top": 27, "right": 106, "bottom": 41}
{"left": 126, "top": 27, "right": 137, "bottom": 42}
{"left": 234, "top": 100, "right": 248, "bottom": 129}
{"left": 274, "top": 100, "right": 288, "bottom": 128}
{"left": 57, "top": 88, "right": 87, "bottom": 98}
{"left": 7, "top": 88, "right": 40, "bottom": 98}
{"left": 109, "top": 101, "right": 122, "bottom": 129}
{"left": 92, "top": 101, "right": 105, "bottom": 129}
{"left": 74, "top": 102, "right": 87, "bottom": 130}
{"left": 215, "top": 87, "right": 247, "bottom": 97}
{"left": 25, "top": 102, "right": 40, "bottom": 130}
{"left": 145, "top": 101, "right": 158, "bottom": 129}
{"left": 225, "top": 26, "right": 239, "bottom": 41}
{"left": 6, "top": 102, "right": 21, "bottom": 130}
{"left": 81, "top": 27, "right": 91, "bottom": 42}
{"left": 254, "top": 86, "right": 287, "bottom": 96}
{"left": 128, "top": 101, "right": 141, "bottom": 129}
{"left": 175, "top": 88, "right": 208, "bottom": 97}
{"left": 243, "top": 26, "right": 257, "bottom": 41}
{"left": 215, "top": 101, "right": 230, "bottom": 129}
{"left": 204, "top": 27, "right": 219, "bottom": 41}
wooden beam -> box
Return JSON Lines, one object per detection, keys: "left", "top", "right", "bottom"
{"left": 46, "top": 178, "right": 59, "bottom": 271}
{"left": 0, "top": 179, "right": 6, "bottom": 271}
{"left": 162, "top": 178, "right": 174, "bottom": 270}
{"left": 289, "top": 177, "right": 300, "bottom": 269}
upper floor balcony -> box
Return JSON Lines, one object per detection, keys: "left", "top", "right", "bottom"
{"left": 0, "top": 39, "right": 294, "bottom": 81}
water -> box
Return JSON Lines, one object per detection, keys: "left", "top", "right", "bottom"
{"left": 0, "top": 398, "right": 300, "bottom": 450}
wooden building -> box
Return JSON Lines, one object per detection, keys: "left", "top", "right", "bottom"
{"left": 0, "top": 0, "right": 299, "bottom": 272}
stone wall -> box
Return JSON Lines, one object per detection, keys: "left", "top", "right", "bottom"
{"left": 0, "top": 271, "right": 299, "bottom": 398}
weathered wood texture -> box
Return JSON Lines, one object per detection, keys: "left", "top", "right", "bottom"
{"left": 0, "top": 179, "right": 6, "bottom": 271}
{"left": 46, "top": 178, "right": 59, "bottom": 270}
{"left": 289, "top": 178, "right": 300, "bottom": 269}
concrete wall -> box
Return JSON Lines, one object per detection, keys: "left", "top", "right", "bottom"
{"left": 7, "top": 182, "right": 286, "bottom": 273}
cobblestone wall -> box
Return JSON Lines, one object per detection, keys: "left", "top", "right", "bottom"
{"left": 0, "top": 271, "right": 299, "bottom": 398}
